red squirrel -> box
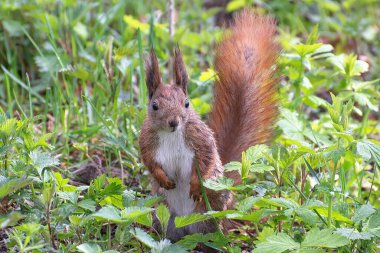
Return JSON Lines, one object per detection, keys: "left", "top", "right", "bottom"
{"left": 139, "top": 10, "right": 279, "bottom": 240}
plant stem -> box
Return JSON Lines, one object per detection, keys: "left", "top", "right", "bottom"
{"left": 328, "top": 162, "right": 338, "bottom": 228}
{"left": 195, "top": 160, "right": 225, "bottom": 238}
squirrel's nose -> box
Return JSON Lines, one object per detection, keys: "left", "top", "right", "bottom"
{"left": 169, "top": 120, "right": 178, "bottom": 128}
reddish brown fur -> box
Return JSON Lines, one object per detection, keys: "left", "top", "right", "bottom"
{"left": 139, "top": 10, "right": 279, "bottom": 241}
{"left": 208, "top": 10, "right": 279, "bottom": 184}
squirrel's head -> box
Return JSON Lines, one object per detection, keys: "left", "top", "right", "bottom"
{"left": 145, "top": 48, "right": 190, "bottom": 132}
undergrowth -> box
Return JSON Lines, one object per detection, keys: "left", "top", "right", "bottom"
{"left": 0, "top": 0, "right": 379, "bottom": 252}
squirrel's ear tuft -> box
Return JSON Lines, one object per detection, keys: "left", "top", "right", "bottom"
{"left": 174, "top": 47, "right": 188, "bottom": 95}
{"left": 145, "top": 49, "right": 162, "bottom": 99}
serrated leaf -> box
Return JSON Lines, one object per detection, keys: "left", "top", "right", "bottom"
{"left": 156, "top": 204, "right": 170, "bottom": 235}
{"left": 310, "top": 207, "right": 352, "bottom": 224}
{"left": 78, "top": 199, "right": 96, "bottom": 212}
{"left": 335, "top": 228, "right": 373, "bottom": 240}
{"left": 132, "top": 227, "right": 156, "bottom": 248}
{"left": 177, "top": 233, "right": 216, "bottom": 250}
{"left": 302, "top": 228, "right": 349, "bottom": 248}
{"left": 250, "top": 164, "right": 275, "bottom": 173}
{"left": 121, "top": 206, "right": 153, "bottom": 221}
{"left": 356, "top": 140, "right": 380, "bottom": 165}
{"left": 253, "top": 233, "right": 300, "bottom": 253}
{"left": 224, "top": 161, "right": 241, "bottom": 172}
{"left": 352, "top": 204, "right": 375, "bottom": 224}
{"left": 368, "top": 209, "right": 380, "bottom": 229}
{"left": 175, "top": 213, "right": 210, "bottom": 228}
{"left": 30, "top": 150, "right": 59, "bottom": 176}
{"left": 152, "top": 239, "right": 187, "bottom": 253}
{"left": 92, "top": 205, "right": 122, "bottom": 223}
{"left": 203, "top": 177, "right": 234, "bottom": 191}
{"left": 236, "top": 196, "right": 259, "bottom": 213}
{"left": 77, "top": 243, "right": 102, "bottom": 253}
{"left": 0, "top": 177, "right": 32, "bottom": 199}
{"left": 246, "top": 145, "right": 269, "bottom": 162}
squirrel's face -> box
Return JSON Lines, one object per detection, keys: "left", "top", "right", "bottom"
{"left": 145, "top": 48, "right": 190, "bottom": 132}
{"left": 148, "top": 84, "right": 190, "bottom": 132}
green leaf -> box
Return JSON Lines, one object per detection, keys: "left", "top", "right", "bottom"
{"left": 0, "top": 176, "right": 32, "bottom": 199}
{"left": 175, "top": 213, "right": 210, "bottom": 228}
{"left": 295, "top": 207, "right": 318, "bottom": 225}
{"left": 356, "top": 140, "right": 380, "bottom": 165}
{"left": 352, "top": 204, "right": 375, "bottom": 224}
{"left": 78, "top": 199, "right": 97, "bottom": 212}
{"left": 152, "top": 239, "right": 187, "bottom": 253}
{"left": 92, "top": 205, "right": 122, "bottom": 223}
{"left": 77, "top": 243, "right": 102, "bottom": 253}
{"left": 236, "top": 196, "right": 259, "bottom": 213}
{"left": 310, "top": 207, "right": 352, "bottom": 224}
{"left": 131, "top": 227, "right": 156, "bottom": 248}
{"left": 177, "top": 233, "right": 217, "bottom": 250}
{"left": 253, "top": 233, "right": 300, "bottom": 253}
{"left": 156, "top": 204, "right": 170, "bottom": 235}
{"left": 368, "top": 209, "right": 380, "bottom": 229}
{"left": 224, "top": 161, "right": 241, "bottom": 172}
{"left": 121, "top": 206, "right": 153, "bottom": 221}
{"left": 0, "top": 212, "right": 23, "bottom": 228}
{"left": 135, "top": 212, "right": 153, "bottom": 227}
{"left": 226, "top": 0, "right": 247, "bottom": 12}
{"left": 302, "top": 228, "right": 349, "bottom": 248}
{"left": 246, "top": 145, "right": 269, "bottom": 162}
{"left": 203, "top": 177, "right": 235, "bottom": 191}
{"left": 250, "top": 164, "right": 275, "bottom": 173}
{"left": 30, "top": 150, "right": 59, "bottom": 176}
{"left": 335, "top": 228, "right": 373, "bottom": 240}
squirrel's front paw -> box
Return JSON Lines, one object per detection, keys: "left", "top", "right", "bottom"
{"left": 190, "top": 183, "right": 201, "bottom": 201}
{"left": 161, "top": 179, "right": 176, "bottom": 190}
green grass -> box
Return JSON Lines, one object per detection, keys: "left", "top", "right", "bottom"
{"left": 0, "top": 0, "right": 380, "bottom": 252}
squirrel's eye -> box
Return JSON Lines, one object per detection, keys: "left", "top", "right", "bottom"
{"left": 152, "top": 101, "right": 159, "bottom": 111}
{"left": 185, "top": 99, "right": 189, "bottom": 108}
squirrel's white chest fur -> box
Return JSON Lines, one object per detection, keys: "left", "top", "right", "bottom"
{"left": 155, "top": 130, "right": 195, "bottom": 216}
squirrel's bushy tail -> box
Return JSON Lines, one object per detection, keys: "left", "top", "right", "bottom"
{"left": 208, "top": 10, "right": 279, "bottom": 181}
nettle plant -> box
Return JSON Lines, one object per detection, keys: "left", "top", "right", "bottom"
{"left": 172, "top": 29, "right": 380, "bottom": 252}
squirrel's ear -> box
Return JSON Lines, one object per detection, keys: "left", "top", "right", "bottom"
{"left": 145, "top": 50, "right": 162, "bottom": 99}
{"left": 174, "top": 47, "right": 188, "bottom": 95}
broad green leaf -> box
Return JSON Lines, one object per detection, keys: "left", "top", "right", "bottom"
{"left": 335, "top": 228, "right": 373, "bottom": 240}
{"left": 78, "top": 199, "right": 97, "bottom": 212}
{"left": 131, "top": 227, "right": 156, "bottom": 248}
{"left": 0, "top": 177, "right": 32, "bottom": 199}
{"left": 177, "top": 233, "right": 217, "bottom": 250}
{"left": 152, "top": 239, "right": 187, "bottom": 253}
{"left": 156, "top": 204, "right": 170, "bottom": 235}
{"left": 77, "top": 243, "right": 102, "bottom": 253}
{"left": 310, "top": 207, "right": 352, "bottom": 224}
{"left": 302, "top": 228, "right": 349, "bottom": 248}
{"left": 30, "top": 150, "right": 59, "bottom": 176}
{"left": 250, "top": 164, "right": 275, "bottom": 173}
{"left": 253, "top": 233, "right": 300, "bottom": 253}
{"left": 92, "top": 205, "right": 122, "bottom": 223}
{"left": 356, "top": 140, "right": 380, "bottom": 165}
{"left": 224, "top": 161, "right": 242, "bottom": 172}
{"left": 246, "top": 145, "right": 269, "bottom": 162}
{"left": 352, "top": 204, "right": 375, "bottom": 224}
{"left": 121, "top": 206, "right": 153, "bottom": 221}
{"left": 203, "top": 177, "right": 235, "bottom": 191}
{"left": 295, "top": 207, "right": 318, "bottom": 225}
{"left": 236, "top": 196, "right": 259, "bottom": 213}
{"left": 175, "top": 213, "right": 210, "bottom": 228}
{"left": 0, "top": 212, "right": 23, "bottom": 228}
{"left": 135, "top": 212, "right": 153, "bottom": 227}
{"left": 368, "top": 209, "right": 380, "bottom": 229}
